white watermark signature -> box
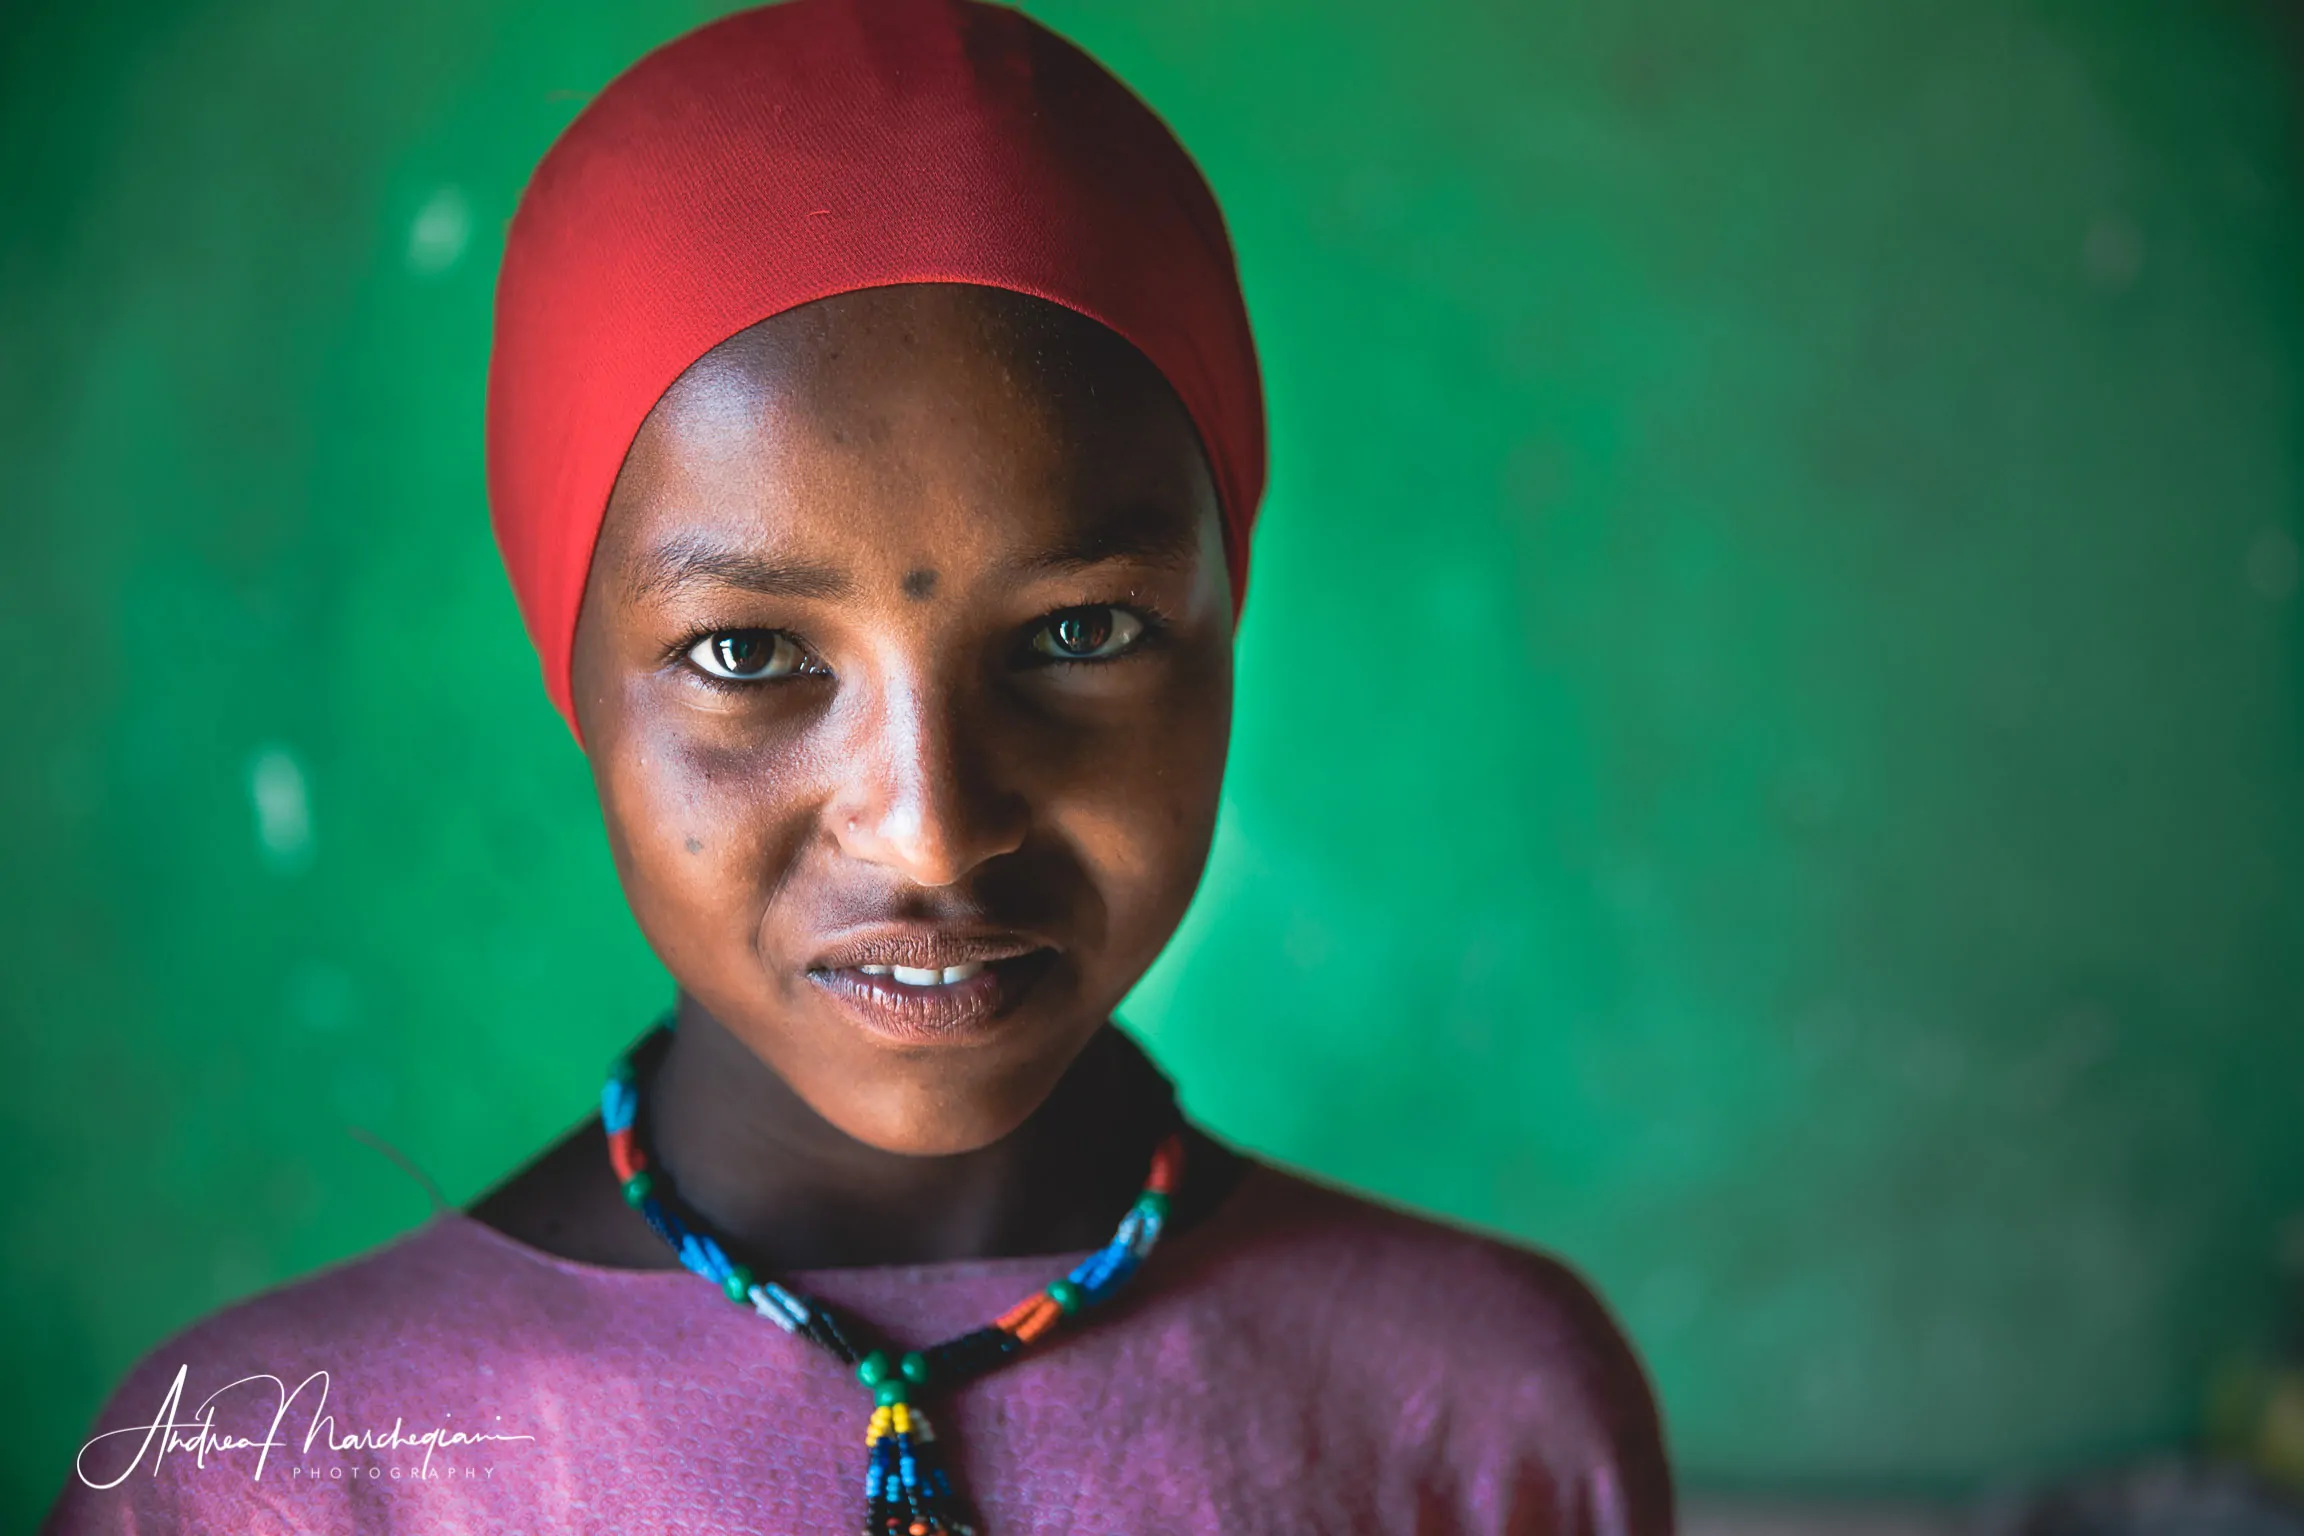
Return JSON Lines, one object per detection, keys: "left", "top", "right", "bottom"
{"left": 76, "top": 1365, "right": 535, "bottom": 1489}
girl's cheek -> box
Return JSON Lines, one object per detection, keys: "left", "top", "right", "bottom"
{"left": 602, "top": 727, "right": 762, "bottom": 898}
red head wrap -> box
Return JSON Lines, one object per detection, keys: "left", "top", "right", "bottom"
{"left": 486, "top": 0, "right": 1266, "bottom": 734}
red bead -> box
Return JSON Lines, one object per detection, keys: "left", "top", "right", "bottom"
{"left": 606, "top": 1127, "right": 641, "bottom": 1182}
{"left": 1146, "top": 1132, "right": 1185, "bottom": 1194}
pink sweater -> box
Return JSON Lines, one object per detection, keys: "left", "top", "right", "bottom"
{"left": 46, "top": 1164, "right": 1670, "bottom": 1534}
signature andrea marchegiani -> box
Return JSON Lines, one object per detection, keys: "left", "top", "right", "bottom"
{"left": 76, "top": 1364, "right": 537, "bottom": 1490}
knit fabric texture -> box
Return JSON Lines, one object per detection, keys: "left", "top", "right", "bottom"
{"left": 47, "top": 1164, "right": 1668, "bottom": 1535}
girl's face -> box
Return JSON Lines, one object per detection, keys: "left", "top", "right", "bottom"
{"left": 569, "top": 284, "right": 1235, "bottom": 1156}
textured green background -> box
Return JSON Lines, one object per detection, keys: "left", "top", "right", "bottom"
{"left": 4, "top": 0, "right": 2302, "bottom": 1518}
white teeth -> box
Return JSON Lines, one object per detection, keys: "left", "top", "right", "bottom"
{"left": 870, "top": 961, "right": 988, "bottom": 987}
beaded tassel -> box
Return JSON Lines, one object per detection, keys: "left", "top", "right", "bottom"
{"left": 601, "top": 1029, "right": 1184, "bottom": 1536}
{"left": 858, "top": 1356, "right": 967, "bottom": 1536}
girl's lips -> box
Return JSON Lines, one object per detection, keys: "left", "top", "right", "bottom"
{"left": 808, "top": 949, "right": 1057, "bottom": 1044}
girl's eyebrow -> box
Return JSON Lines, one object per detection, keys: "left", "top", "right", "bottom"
{"left": 626, "top": 537, "right": 853, "bottom": 603}
{"left": 1017, "top": 518, "right": 1198, "bottom": 574}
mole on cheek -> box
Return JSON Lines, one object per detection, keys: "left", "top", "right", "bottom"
{"left": 684, "top": 836, "right": 704, "bottom": 854}
{"left": 901, "top": 569, "right": 939, "bottom": 601}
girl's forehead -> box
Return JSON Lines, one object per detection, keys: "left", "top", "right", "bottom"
{"left": 597, "top": 290, "right": 1222, "bottom": 599}
{"left": 624, "top": 290, "right": 1199, "bottom": 497}
{"left": 663, "top": 285, "right": 1168, "bottom": 424}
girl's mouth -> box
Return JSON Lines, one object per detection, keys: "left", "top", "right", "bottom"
{"left": 808, "top": 949, "right": 1057, "bottom": 1044}
{"left": 856, "top": 961, "right": 988, "bottom": 986}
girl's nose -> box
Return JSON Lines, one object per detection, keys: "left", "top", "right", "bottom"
{"left": 826, "top": 673, "right": 1028, "bottom": 887}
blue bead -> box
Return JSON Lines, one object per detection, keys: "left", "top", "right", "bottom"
{"left": 1078, "top": 1246, "right": 1124, "bottom": 1289}
{"left": 677, "top": 1234, "right": 723, "bottom": 1280}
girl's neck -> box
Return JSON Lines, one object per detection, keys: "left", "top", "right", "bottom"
{"left": 645, "top": 995, "right": 1178, "bottom": 1271}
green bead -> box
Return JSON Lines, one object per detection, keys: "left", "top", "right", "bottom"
{"left": 1136, "top": 1190, "right": 1171, "bottom": 1221}
{"left": 873, "top": 1378, "right": 909, "bottom": 1408}
{"left": 856, "top": 1350, "right": 893, "bottom": 1387}
{"left": 1046, "top": 1279, "right": 1084, "bottom": 1315}
{"left": 722, "top": 1266, "right": 753, "bottom": 1303}
{"left": 621, "top": 1172, "right": 653, "bottom": 1207}
{"left": 899, "top": 1351, "right": 932, "bottom": 1386}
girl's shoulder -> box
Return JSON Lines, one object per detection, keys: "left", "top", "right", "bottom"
{"left": 1164, "top": 1158, "right": 1673, "bottom": 1531}
{"left": 1194, "top": 1158, "right": 1649, "bottom": 1367}
{"left": 45, "top": 1215, "right": 578, "bottom": 1533}
{"left": 113, "top": 1210, "right": 635, "bottom": 1375}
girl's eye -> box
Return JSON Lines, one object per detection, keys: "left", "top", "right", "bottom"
{"left": 1031, "top": 605, "right": 1145, "bottom": 662}
{"left": 687, "top": 629, "right": 811, "bottom": 681}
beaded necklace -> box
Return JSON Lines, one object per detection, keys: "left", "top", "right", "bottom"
{"left": 601, "top": 1026, "right": 1184, "bottom": 1536}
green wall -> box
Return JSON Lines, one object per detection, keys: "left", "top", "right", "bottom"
{"left": 4, "top": 0, "right": 2302, "bottom": 1517}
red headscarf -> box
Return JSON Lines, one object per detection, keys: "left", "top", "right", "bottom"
{"left": 486, "top": 0, "right": 1266, "bottom": 734}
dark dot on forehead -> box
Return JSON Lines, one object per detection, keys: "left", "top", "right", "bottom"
{"left": 901, "top": 569, "right": 939, "bottom": 600}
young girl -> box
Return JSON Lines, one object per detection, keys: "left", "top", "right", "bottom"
{"left": 49, "top": 3, "right": 1671, "bottom": 1531}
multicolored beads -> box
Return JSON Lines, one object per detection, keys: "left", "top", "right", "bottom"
{"left": 601, "top": 1028, "right": 1185, "bottom": 1536}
